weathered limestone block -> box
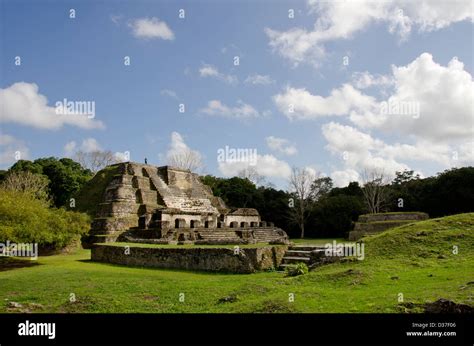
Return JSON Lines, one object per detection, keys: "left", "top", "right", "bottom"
{"left": 108, "top": 174, "right": 134, "bottom": 187}
{"left": 127, "top": 163, "right": 145, "bottom": 176}
{"left": 91, "top": 216, "right": 138, "bottom": 233}
{"left": 104, "top": 185, "right": 137, "bottom": 202}
{"left": 137, "top": 190, "right": 158, "bottom": 204}
{"left": 97, "top": 202, "right": 140, "bottom": 217}
{"left": 132, "top": 176, "right": 152, "bottom": 190}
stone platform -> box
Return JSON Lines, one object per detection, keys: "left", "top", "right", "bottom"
{"left": 348, "top": 212, "right": 429, "bottom": 240}
{"left": 118, "top": 226, "right": 289, "bottom": 245}
{"left": 91, "top": 244, "right": 288, "bottom": 273}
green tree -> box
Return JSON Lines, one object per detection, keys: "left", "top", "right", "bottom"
{"left": 9, "top": 157, "right": 93, "bottom": 207}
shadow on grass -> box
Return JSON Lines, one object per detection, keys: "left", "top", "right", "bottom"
{"left": 76, "top": 258, "right": 265, "bottom": 276}
{"left": 0, "top": 257, "right": 42, "bottom": 272}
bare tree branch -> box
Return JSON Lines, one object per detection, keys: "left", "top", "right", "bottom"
{"left": 167, "top": 149, "right": 203, "bottom": 172}
{"left": 361, "top": 169, "right": 390, "bottom": 214}
{"left": 287, "top": 167, "right": 317, "bottom": 239}
{"left": 74, "top": 150, "right": 119, "bottom": 173}
{"left": 238, "top": 167, "right": 266, "bottom": 186}
{"left": 1, "top": 170, "right": 50, "bottom": 201}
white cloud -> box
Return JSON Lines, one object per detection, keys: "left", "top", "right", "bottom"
{"left": 266, "top": 0, "right": 473, "bottom": 66}
{"left": 330, "top": 169, "right": 360, "bottom": 188}
{"left": 166, "top": 131, "right": 203, "bottom": 164}
{"left": 80, "top": 138, "right": 102, "bottom": 152}
{"left": 244, "top": 74, "right": 275, "bottom": 85}
{"left": 64, "top": 141, "right": 77, "bottom": 156}
{"left": 110, "top": 14, "right": 123, "bottom": 25}
{"left": 160, "top": 89, "right": 178, "bottom": 99}
{"left": 349, "top": 53, "right": 474, "bottom": 142}
{"left": 266, "top": 136, "right": 297, "bottom": 156}
{"left": 199, "top": 64, "right": 238, "bottom": 85}
{"left": 0, "top": 134, "right": 29, "bottom": 167}
{"left": 200, "top": 100, "right": 268, "bottom": 119}
{"left": 351, "top": 71, "right": 394, "bottom": 89}
{"left": 114, "top": 151, "right": 130, "bottom": 162}
{"left": 273, "top": 84, "right": 376, "bottom": 120}
{"left": 321, "top": 121, "right": 473, "bottom": 187}
{"left": 64, "top": 138, "right": 102, "bottom": 156}
{"left": 0, "top": 82, "right": 104, "bottom": 130}
{"left": 275, "top": 53, "right": 474, "bottom": 144}
{"left": 218, "top": 154, "right": 292, "bottom": 179}
{"left": 128, "top": 17, "right": 175, "bottom": 40}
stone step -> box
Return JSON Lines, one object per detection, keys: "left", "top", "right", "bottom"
{"left": 282, "top": 256, "right": 311, "bottom": 263}
{"left": 289, "top": 245, "right": 326, "bottom": 251}
{"left": 285, "top": 250, "right": 312, "bottom": 258}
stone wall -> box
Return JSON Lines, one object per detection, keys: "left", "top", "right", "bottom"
{"left": 91, "top": 244, "right": 288, "bottom": 273}
{"left": 358, "top": 212, "right": 428, "bottom": 223}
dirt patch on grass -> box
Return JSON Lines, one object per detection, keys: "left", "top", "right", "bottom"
{"left": 254, "top": 299, "right": 297, "bottom": 313}
{"left": 5, "top": 301, "right": 45, "bottom": 313}
{"left": 58, "top": 296, "right": 99, "bottom": 313}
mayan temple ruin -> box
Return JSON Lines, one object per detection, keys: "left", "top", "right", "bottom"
{"left": 84, "top": 162, "right": 289, "bottom": 247}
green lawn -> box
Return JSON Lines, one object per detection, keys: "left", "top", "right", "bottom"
{"left": 1, "top": 214, "right": 473, "bottom": 313}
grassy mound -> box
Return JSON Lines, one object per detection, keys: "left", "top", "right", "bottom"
{"left": 74, "top": 165, "right": 120, "bottom": 217}
{"left": 363, "top": 213, "right": 474, "bottom": 258}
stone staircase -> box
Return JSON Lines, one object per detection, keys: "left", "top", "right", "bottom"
{"left": 195, "top": 230, "right": 244, "bottom": 243}
{"left": 280, "top": 245, "right": 344, "bottom": 270}
{"left": 252, "top": 229, "right": 288, "bottom": 243}
{"left": 144, "top": 166, "right": 218, "bottom": 214}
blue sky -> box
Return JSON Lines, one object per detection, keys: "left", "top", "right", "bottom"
{"left": 1, "top": 0, "right": 473, "bottom": 188}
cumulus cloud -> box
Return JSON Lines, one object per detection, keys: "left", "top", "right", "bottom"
{"left": 64, "top": 138, "right": 102, "bottom": 156}
{"left": 244, "top": 74, "right": 275, "bottom": 85}
{"left": 275, "top": 53, "right": 474, "bottom": 144}
{"left": 266, "top": 136, "right": 297, "bottom": 156}
{"left": 199, "top": 64, "right": 238, "bottom": 85}
{"left": 266, "top": 0, "right": 473, "bottom": 66}
{"left": 128, "top": 17, "right": 175, "bottom": 40}
{"left": 349, "top": 53, "right": 474, "bottom": 142}
{"left": 330, "top": 169, "right": 361, "bottom": 188}
{"left": 218, "top": 154, "right": 292, "bottom": 179}
{"left": 200, "top": 100, "right": 269, "bottom": 119}
{"left": 64, "top": 141, "right": 77, "bottom": 156}
{"left": 321, "top": 121, "right": 473, "bottom": 187}
{"left": 351, "top": 71, "right": 395, "bottom": 89}
{"left": 0, "top": 82, "right": 104, "bottom": 130}
{"left": 165, "top": 132, "right": 203, "bottom": 170}
{"left": 273, "top": 84, "right": 376, "bottom": 120}
{"left": 0, "top": 134, "right": 29, "bottom": 167}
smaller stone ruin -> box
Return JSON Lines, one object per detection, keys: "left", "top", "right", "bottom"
{"left": 348, "top": 212, "right": 429, "bottom": 240}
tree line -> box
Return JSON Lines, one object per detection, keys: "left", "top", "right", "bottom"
{"left": 1, "top": 157, "right": 472, "bottom": 239}
{"left": 202, "top": 167, "right": 474, "bottom": 239}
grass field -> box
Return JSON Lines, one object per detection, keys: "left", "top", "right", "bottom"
{"left": 0, "top": 213, "right": 473, "bottom": 313}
